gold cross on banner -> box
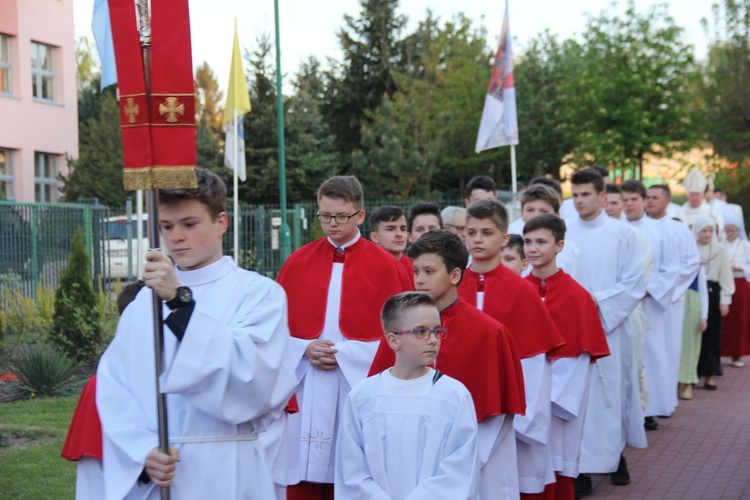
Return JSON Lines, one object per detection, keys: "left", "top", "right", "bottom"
{"left": 124, "top": 98, "right": 139, "bottom": 124}
{"left": 159, "top": 97, "right": 185, "bottom": 123}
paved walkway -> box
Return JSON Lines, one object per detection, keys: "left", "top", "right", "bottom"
{"left": 589, "top": 356, "right": 750, "bottom": 499}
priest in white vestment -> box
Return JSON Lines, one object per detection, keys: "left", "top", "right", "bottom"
{"left": 680, "top": 168, "right": 724, "bottom": 232}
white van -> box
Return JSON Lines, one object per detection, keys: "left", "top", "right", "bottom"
{"left": 104, "top": 214, "right": 150, "bottom": 280}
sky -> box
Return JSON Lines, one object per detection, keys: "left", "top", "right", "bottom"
{"left": 72, "top": 0, "right": 714, "bottom": 96}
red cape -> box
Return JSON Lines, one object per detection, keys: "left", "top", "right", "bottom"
{"left": 368, "top": 298, "right": 526, "bottom": 420}
{"left": 526, "top": 271, "right": 610, "bottom": 361}
{"left": 459, "top": 265, "right": 565, "bottom": 359}
{"left": 61, "top": 376, "right": 102, "bottom": 461}
{"left": 277, "top": 236, "right": 413, "bottom": 341}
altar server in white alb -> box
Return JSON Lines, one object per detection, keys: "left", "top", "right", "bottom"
{"left": 564, "top": 168, "right": 646, "bottom": 497}
{"left": 336, "top": 292, "right": 480, "bottom": 499}
{"left": 621, "top": 180, "right": 681, "bottom": 421}
{"left": 645, "top": 184, "right": 701, "bottom": 403}
{"left": 97, "top": 169, "right": 297, "bottom": 500}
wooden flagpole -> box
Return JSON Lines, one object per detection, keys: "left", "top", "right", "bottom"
{"left": 135, "top": 1, "right": 171, "bottom": 498}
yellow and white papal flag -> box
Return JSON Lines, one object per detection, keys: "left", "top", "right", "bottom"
{"left": 223, "top": 20, "right": 252, "bottom": 181}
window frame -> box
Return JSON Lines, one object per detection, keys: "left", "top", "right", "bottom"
{"left": 34, "top": 152, "right": 59, "bottom": 203}
{"left": 0, "top": 148, "right": 15, "bottom": 201}
{"left": 31, "top": 41, "right": 56, "bottom": 102}
{"left": 0, "top": 34, "right": 11, "bottom": 96}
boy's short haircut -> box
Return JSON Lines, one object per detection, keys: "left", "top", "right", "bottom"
{"left": 592, "top": 166, "right": 610, "bottom": 180}
{"left": 620, "top": 179, "right": 647, "bottom": 198}
{"left": 505, "top": 234, "right": 525, "bottom": 258}
{"left": 158, "top": 168, "right": 226, "bottom": 220}
{"left": 407, "top": 202, "right": 443, "bottom": 232}
{"left": 523, "top": 213, "right": 567, "bottom": 243}
{"left": 370, "top": 205, "right": 405, "bottom": 232}
{"left": 317, "top": 175, "right": 364, "bottom": 210}
{"left": 520, "top": 184, "right": 561, "bottom": 213}
{"left": 714, "top": 187, "right": 726, "bottom": 196}
{"left": 649, "top": 184, "right": 671, "bottom": 199}
{"left": 605, "top": 183, "right": 623, "bottom": 196}
{"left": 571, "top": 168, "right": 605, "bottom": 193}
{"left": 529, "top": 176, "right": 563, "bottom": 198}
{"left": 117, "top": 280, "right": 147, "bottom": 315}
{"left": 466, "top": 199, "right": 509, "bottom": 233}
{"left": 441, "top": 206, "right": 466, "bottom": 225}
{"left": 406, "top": 230, "right": 469, "bottom": 282}
{"left": 381, "top": 291, "right": 437, "bottom": 334}
{"left": 465, "top": 175, "right": 497, "bottom": 198}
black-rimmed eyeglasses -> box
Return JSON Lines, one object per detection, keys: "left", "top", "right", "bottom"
{"left": 389, "top": 327, "right": 448, "bottom": 340}
{"left": 316, "top": 211, "right": 362, "bottom": 224}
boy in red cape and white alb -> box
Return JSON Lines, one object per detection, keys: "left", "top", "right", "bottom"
{"left": 277, "top": 176, "right": 412, "bottom": 500}
{"left": 523, "top": 214, "right": 610, "bottom": 499}
{"left": 369, "top": 230, "right": 526, "bottom": 499}
{"left": 459, "top": 199, "right": 566, "bottom": 499}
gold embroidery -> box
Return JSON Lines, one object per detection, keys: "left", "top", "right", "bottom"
{"left": 301, "top": 431, "right": 332, "bottom": 449}
{"left": 124, "top": 98, "right": 139, "bottom": 124}
{"left": 159, "top": 97, "right": 185, "bottom": 123}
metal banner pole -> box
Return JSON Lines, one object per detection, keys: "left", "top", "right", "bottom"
{"left": 135, "top": 1, "right": 170, "bottom": 498}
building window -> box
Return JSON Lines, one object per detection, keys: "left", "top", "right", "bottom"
{"left": 31, "top": 42, "right": 55, "bottom": 102}
{"left": 0, "top": 148, "right": 14, "bottom": 200}
{"left": 0, "top": 34, "right": 10, "bottom": 95}
{"left": 35, "top": 152, "right": 59, "bottom": 203}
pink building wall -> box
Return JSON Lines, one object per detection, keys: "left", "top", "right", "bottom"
{"left": 0, "top": 0, "right": 78, "bottom": 202}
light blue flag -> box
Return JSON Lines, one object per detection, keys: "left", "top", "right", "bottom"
{"left": 92, "top": 0, "right": 117, "bottom": 90}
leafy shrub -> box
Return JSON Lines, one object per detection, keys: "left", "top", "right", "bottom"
{"left": 96, "top": 277, "right": 122, "bottom": 352}
{"left": 0, "top": 281, "right": 55, "bottom": 346}
{"left": 49, "top": 228, "right": 102, "bottom": 362}
{"left": 10, "top": 346, "right": 80, "bottom": 398}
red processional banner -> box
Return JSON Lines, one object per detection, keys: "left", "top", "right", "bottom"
{"left": 108, "top": 0, "right": 197, "bottom": 190}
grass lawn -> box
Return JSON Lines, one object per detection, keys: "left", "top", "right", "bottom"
{"left": 0, "top": 396, "right": 77, "bottom": 498}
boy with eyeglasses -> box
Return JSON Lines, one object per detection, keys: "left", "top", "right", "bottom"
{"left": 336, "top": 291, "right": 480, "bottom": 499}
{"left": 369, "top": 230, "right": 525, "bottom": 499}
{"left": 277, "top": 175, "right": 412, "bottom": 500}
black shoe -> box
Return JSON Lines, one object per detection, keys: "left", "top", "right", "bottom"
{"left": 611, "top": 455, "right": 631, "bottom": 486}
{"left": 644, "top": 416, "right": 659, "bottom": 431}
{"left": 574, "top": 473, "right": 593, "bottom": 499}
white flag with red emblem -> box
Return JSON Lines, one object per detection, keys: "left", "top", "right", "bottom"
{"left": 475, "top": 1, "right": 519, "bottom": 153}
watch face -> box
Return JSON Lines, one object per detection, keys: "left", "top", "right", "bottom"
{"left": 177, "top": 287, "right": 192, "bottom": 302}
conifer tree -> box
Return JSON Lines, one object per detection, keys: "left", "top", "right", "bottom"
{"left": 50, "top": 228, "right": 102, "bottom": 362}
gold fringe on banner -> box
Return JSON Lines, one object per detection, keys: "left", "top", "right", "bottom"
{"left": 124, "top": 168, "right": 154, "bottom": 191}
{"left": 124, "top": 166, "right": 198, "bottom": 191}
{"left": 152, "top": 166, "right": 198, "bottom": 189}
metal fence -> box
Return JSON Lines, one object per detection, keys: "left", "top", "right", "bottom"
{"left": 0, "top": 201, "right": 111, "bottom": 297}
{"left": 1, "top": 193, "right": 519, "bottom": 299}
